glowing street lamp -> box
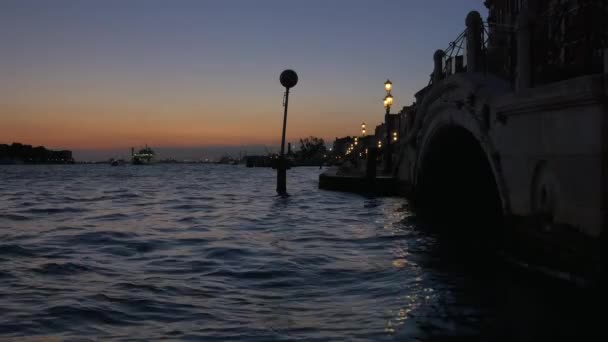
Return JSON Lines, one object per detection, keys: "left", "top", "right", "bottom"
{"left": 361, "top": 123, "right": 366, "bottom": 136}
{"left": 383, "top": 79, "right": 394, "bottom": 172}
{"left": 384, "top": 79, "right": 392, "bottom": 92}
{"left": 393, "top": 131, "right": 398, "bottom": 141}
{"left": 384, "top": 94, "right": 393, "bottom": 112}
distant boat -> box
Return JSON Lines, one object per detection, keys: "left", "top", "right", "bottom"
{"left": 216, "top": 155, "right": 238, "bottom": 165}
{"left": 110, "top": 158, "right": 126, "bottom": 166}
{"left": 131, "top": 146, "right": 155, "bottom": 165}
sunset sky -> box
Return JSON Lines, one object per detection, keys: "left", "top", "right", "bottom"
{"left": 0, "top": 0, "right": 486, "bottom": 160}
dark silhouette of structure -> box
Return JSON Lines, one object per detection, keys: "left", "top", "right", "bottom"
{"left": 276, "top": 69, "right": 298, "bottom": 196}
{"left": 332, "top": 136, "right": 353, "bottom": 157}
{"left": 486, "top": 0, "right": 608, "bottom": 84}
{"left": 0, "top": 143, "right": 73, "bottom": 164}
{"left": 382, "top": 80, "right": 394, "bottom": 172}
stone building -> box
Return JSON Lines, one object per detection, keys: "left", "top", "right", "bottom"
{"left": 321, "top": 1, "right": 607, "bottom": 280}
{"left": 388, "top": 1, "right": 608, "bottom": 279}
{"left": 332, "top": 136, "right": 354, "bottom": 156}
{"left": 486, "top": 0, "right": 608, "bottom": 84}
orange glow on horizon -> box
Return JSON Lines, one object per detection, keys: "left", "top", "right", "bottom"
{"left": 0, "top": 73, "right": 387, "bottom": 152}
{"left": 1, "top": 104, "right": 382, "bottom": 150}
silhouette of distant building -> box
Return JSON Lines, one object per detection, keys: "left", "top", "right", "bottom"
{"left": 332, "top": 136, "right": 353, "bottom": 156}
{"left": 0, "top": 143, "right": 74, "bottom": 164}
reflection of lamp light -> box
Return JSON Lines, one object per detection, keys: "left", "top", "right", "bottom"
{"left": 393, "top": 131, "right": 398, "bottom": 141}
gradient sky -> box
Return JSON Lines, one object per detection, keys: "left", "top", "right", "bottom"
{"left": 0, "top": 0, "right": 486, "bottom": 160}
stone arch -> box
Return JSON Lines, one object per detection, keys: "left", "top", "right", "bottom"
{"left": 407, "top": 74, "right": 511, "bottom": 220}
{"left": 412, "top": 118, "right": 505, "bottom": 239}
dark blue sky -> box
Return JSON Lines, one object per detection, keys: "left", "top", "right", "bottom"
{"left": 0, "top": 0, "right": 487, "bottom": 160}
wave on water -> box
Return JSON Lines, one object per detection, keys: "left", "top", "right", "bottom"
{"left": 34, "top": 262, "right": 96, "bottom": 275}
{"left": 20, "top": 207, "right": 88, "bottom": 215}
{"left": 0, "top": 214, "right": 31, "bottom": 221}
{"left": 0, "top": 164, "right": 598, "bottom": 341}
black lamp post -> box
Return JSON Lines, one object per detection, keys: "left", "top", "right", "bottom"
{"left": 383, "top": 79, "right": 394, "bottom": 172}
{"left": 277, "top": 69, "right": 298, "bottom": 196}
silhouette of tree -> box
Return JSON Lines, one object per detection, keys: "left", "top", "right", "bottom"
{"left": 299, "top": 136, "right": 327, "bottom": 160}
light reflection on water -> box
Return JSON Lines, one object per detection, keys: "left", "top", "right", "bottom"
{"left": 0, "top": 164, "right": 602, "bottom": 341}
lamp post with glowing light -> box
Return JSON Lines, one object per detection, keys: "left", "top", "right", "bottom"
{"left": 361, "top": 123, "right": 366, "bottom": 136}
{"left": 277, "top": 69, "right": 298, "bottom": 196}
{"left": 383, "top": 79, "right": 394, "bottom": 172}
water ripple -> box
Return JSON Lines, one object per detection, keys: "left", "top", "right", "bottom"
{"left": 0, "top": 214, "right": 31, "bottom": 221}
{"left": 34, "top": 262, "right": 95, "bottom": 275}
{"left": 0, "top": 164, "right": 596, "bottom": 341}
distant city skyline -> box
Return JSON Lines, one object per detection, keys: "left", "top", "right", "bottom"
{"left": 0, "top": 0, "right": 487, "bottom": 160}
{"left": 73, "top": 144, "right": 290, "bottom": 162}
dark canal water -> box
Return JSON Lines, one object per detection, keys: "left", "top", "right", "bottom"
{"left": 0, "top": 165, "right": 603, "bottom": 341}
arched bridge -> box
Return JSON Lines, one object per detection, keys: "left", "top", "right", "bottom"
{"left": 319, "top": 8, "right": 608, "bottom": 281}
{"left": 388, "top": 10, "right": 607, "bottom": 281}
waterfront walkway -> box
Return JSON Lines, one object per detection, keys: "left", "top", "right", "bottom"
{"left": 319, "top": 166, "right": 398, "bottom": 195}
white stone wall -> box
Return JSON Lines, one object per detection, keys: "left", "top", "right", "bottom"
{"left": 398, "top": 73, "right": 606, "bottom": 238}
{"left": 492, "top": 75, "right": 606, "bottom": 236}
